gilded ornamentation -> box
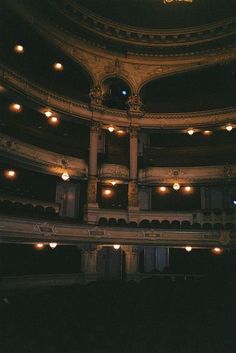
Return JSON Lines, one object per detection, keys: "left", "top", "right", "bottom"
{"left": 89, "top": 85, "right": 103, "bottom": 106}
{"left": 128, "top": 94, "right": 143, "bottom": 112}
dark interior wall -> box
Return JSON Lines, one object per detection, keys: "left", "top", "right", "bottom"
{"left": 0, "top": 163, "right": 57, "bottom": 202}
{"left": 0, "top": 243, "right": 81, "bottom": 275}
{"left": 1, "top": 6, "right": 92, "bottom": 102}
{"left": 97, "top": 183, "right": 128, "bottom": 209}
{"left": 141, "top": 61, "right": 236, "bottom": 112}
{"left": 151, "top": 186, "right": 201, "bottom": 211}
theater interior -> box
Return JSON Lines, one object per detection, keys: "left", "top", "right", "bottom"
{"left": 0, "top": 0, "right": 236, "bottom": 352}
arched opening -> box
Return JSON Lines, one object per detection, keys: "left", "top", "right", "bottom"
{"left": 102, "top": 77, "right": 131, "bottom": 110}
{"left": 140, "top": 61, "right": 236, "bottom": 112}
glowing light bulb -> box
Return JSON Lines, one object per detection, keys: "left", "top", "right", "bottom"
{"left": 212, "top": 247, "right": 223, "bottom": 254}
{"left": 44, "top": 110, "right": 52, "bottom": 118}
{"left": 113, "top": 244, "right": 120, "bottom": 250}
{"left": 49, "top": 116, "right": 59, "bottom": 125}
{"left": 108, "top": 126, "right": 114, "bottom": 133}
{"left": 53, "top": 62, "right": 64, "bottom": 71}
{"left": 185, "top": 246, "right": 192, "bottom": 252}
{"left": 10, "top": 103, "right": 22, "bottom": 112}
{"left": 111, "top": 181, "right": 116, "bottom": 186}
{"left": 185, "top": 186, "right": 191, "bottom": 192}
{"left": 187, "top": 128, "right": 194, "bottom": 135}
{"left": 35, "top": 243, "right": 44, "bottom": 249}
{"left": 203, "top": 130, "right": 212, "bottom": 136}
{"left": 159, "top": 186, "right": 166, "bottom": 192}
{"left": 49, "top": 242, "right": 57, "bottom": 249}
{"left": 5, "top": 170, "right": 16, "bottom": 179}
{"left": 173, "top": 183, "right": 180, "bottom": 191}
{"left": 103, "top": 189, "right": 112, "bottom": 196}
{"left": 14, "top": 44, "right": 24, "bottom": 54}
{"left": 117, "top": 129, "right": 125, "bottom": 135}
{"left": 61, "top": 171, "right": 70, "bottom": 181}
{"left": 226, "top": 124, "right": 233, "bottom": 132}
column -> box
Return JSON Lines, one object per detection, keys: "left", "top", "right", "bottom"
{"left": 85, "top": 122, "right": 99, "bottom": 224}
{"left": 81, "top": 245, "right": 99, "bottom": 282}
{"left": 128, "top": 128, "right": 139, "bottom": 224}
{"left": 123, "top": 245, "right": 140, "bottom": 280}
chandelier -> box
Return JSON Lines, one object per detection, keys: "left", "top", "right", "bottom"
{"left": 164, "top": 0, "right": 193, "bottom": 3}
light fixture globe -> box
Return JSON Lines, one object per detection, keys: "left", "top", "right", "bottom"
{"left": 108, "top": 126, "right": 115, "bottom": 132}
{"left": 14, "top": 44, "right": 24, "bottom": 54}
{"left": 226, "top": 124, "right": 233, "bottom": 132}
{"left": 61, "top": 171, "right": 70, "bottom": 181}
{"left": 173, "top": 183, "right": 180, "bottom": 191}
{"left": 187, "top": 128, "right": 194, "bottom": 135}
{"left": 49, "top": 242, "right": 57, "bottom": 249}
{"left": 113, "top": 244, "right": 120, "bottom": 250}
{"left": 185, "top": 246, "right": 192, "bottom": 252}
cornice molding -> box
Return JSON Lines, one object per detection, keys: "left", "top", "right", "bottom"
{"left": 51, "top": 0, "right": 236, "bottom": 47}
{"left": 1, "top": 64, "right": 236, "bottom": 129}
{"left": 0, "top": 133, "right": 235, "bottom": 184}
{"left": 139, "top": 165, "right": 236, "bottom": 184}
{"left": 0, "top": 215, "right": 233, "bottom": 247}
{"left": 0, "top": 133, "right": 88, "bottom": 178}
{"left": 6, "top": 0, "right": 236, "bottom": 62}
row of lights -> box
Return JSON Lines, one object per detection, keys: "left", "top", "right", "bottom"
{"left": 35, "top": 243, "right": 121, "bottom": 250}
{"left": 14, "top": 44, "right": 64, "bottom": 71}
{"left": 187, "top": 124, "right": 234, "bottom": 135}
{"left": 3, "top": 167, "right": 69, "bottom": 182}
{"left": 185, "top": 247, "right": 223, "bottom": 254}
{"left": 34, "top": 243, "right": 222, "bottom": 254}
{"left": 7, "top": 103, "right": 235, "bottom": 133}
{"left": 9, "top": 103, "right": 60, "bottom": 125}
{"left": 159, "top": 185, "right": 192, "bottom": 192}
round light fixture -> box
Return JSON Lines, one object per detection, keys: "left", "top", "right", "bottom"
{"left": 44, "top": 110, "right": 53, "bottom": 118}
{"left": 49, "top": 116, "right": 59, "bottom": 125}
{"left": 53, "top": 62, "right": 64, "bottom": 71}
{"left": 203, "top": 130, "right": 212, "bottom": 136}
{"left": 159, "top": 186, "right": 167, "bottom": 192}
{"left": 35, "top": 243, "right": 44, "bottom": 249}
{"left": 108, "top": 126, "right": 115, "bottom": 133}
{"left": 113, "top": 244, "right": 120, "bottom": 250}
{"left": 111, "top": 181, "right": 117, "bottom": 186}
{"left": 10, "top": 103, "right": 22, "bottom": 112}
{"left": 212, "top": 247, "right": 223, "bottom": 255}
{"left": 173, "top": 183, "right": 180, "bottom": 191}
{"left": 185, "top": 186, "right": 191, "bottom": 192}
{"left": 61, "top": 171, "right": 70, "bottom": 181}
{"left": 5, "top": 170, "right": 16, "bottom": 179}
{"left": 185, "top": 246, "right": 192, "bottom": 252}
{"left": 117, "top": 129, "right": 125, "bottom": 135}
{"left": 187, "top": 128, "right": 194, "bottom": 136}
{"left": 103, "top": 189, "right": 112, "bottom": 196}
{"left": 14, "top": 44, "right": 24, "bottom": 54}
{"left": 49, "top": 242, "right": 57, "bottom": 249}
{"left": 121, "top": 90, "right": 127, "bottom": 96}
{"left": 226, "top": 124, "right": 233, "bottom": 132}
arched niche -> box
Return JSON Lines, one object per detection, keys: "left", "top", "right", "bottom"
{"left": 140, "top": 61, "right": 236, "bottom": 113}
{"left": 102, "top": 76, "right": 131, "bottom": 110}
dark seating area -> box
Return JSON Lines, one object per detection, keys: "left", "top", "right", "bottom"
{"left": 0, "top": 199, "right": 58, "bottom": 219}
{"left": 98, "top": 217, "right": 235, "bottom": 230}
{"left": 1, "top": 275, "right": 236, "bottom": 353}
{"left": 144, "top": 143, "right": 236, "bottom": 167}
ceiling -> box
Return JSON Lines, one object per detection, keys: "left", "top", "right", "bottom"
{"left": 76, "top": 0, "right": 236, "bottom": 29}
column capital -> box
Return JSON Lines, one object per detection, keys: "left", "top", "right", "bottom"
{"left": 129, "top": 126, "right": 139, "bottom": 138}
{"left": 90, "top": 120, "right": 101, "bottom": 133}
